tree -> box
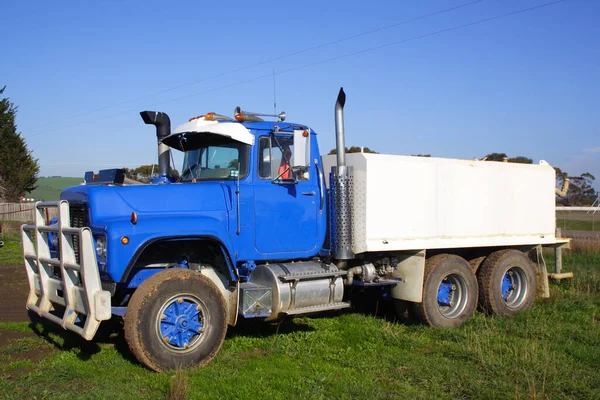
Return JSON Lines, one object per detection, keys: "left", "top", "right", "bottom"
{"left": 558, "top": 172, "right": 596, "bottom": 206}
{"left": 481, "top": 153, "right": 532, "bottom": 164}
{"left": 328, "top": 147, "right": 378, "bottom": 155}
{"left": 507, "top": 156, "right": 533, "bottom": 164}
{"left": 483, "top": 152, "right": 508, "bottom": 162}
{"left": 122, "top": 164, "right": 179, "bottom": 183}
{"left": 0, "top": 86, "right": 39, "bottom": 201}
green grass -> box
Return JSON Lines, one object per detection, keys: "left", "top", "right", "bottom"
{"left": 0, "top": 233, "right": 23, "bottom": 265}
{"left": 556, "top": 218, "right": 598, "bottom": 232}
{"left": 1, "top": 253, "right": 599, "bottom": 399}
{"left": 25, "top": 177, "right": 83, "bottom": 201}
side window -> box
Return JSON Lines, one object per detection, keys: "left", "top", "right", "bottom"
{"left": 258, "top": 137, "right": 272, "bottom": 179}
{"left": 258, "top": 136, "right": 309, "bottom": 180}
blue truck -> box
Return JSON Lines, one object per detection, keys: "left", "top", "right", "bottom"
{"left": 21, "top": 89, "right": 568, "bottom": 371}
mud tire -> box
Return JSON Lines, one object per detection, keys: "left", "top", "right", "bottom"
{"left": 477, "top": 249, "right": 535, "bottom": 316}
{"left": 413, "top": 254, "right": 478, "bottom": 328}
{"left": 124, "top": 268, "right": 227, "bottom": 372}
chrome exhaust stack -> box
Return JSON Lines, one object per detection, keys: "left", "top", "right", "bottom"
{"left": 331, "top": 88, "right": 354, "bottom": 261}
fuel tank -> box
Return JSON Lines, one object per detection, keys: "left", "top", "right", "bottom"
{"left": 248, "top": 261, "right": 345, "bottom": 320}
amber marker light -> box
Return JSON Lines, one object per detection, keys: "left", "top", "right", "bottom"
{"left": 121, "top": 236, "right": 130, "bottom": 245}
{"left": 234, "top": 113, "right": 244, "bottom": 122}
{"left": 205, "top": 112, "right": 215, "bottom": 121}
{"left": 303, "top": 130, "right": 309, "bottom": 137}
{"left": 130, "top": 212, "right": 138, "bottom": 225}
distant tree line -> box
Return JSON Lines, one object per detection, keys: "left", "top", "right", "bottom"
{"left": 122, "top": 165, "right": 180, "bottom": 183}
{"left": 328, "top": 146, "right": 379, "bottom": 155}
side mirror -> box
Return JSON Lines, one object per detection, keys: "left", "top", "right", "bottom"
{"left": 293, "top": 129, "right": 310, "bottom": 168}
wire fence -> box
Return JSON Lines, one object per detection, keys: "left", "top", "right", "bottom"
{"left": 556, "top": 206, "right": 599, "bottom": 232}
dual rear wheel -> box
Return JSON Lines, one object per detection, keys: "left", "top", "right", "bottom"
{"left": 410, "top": 250, "right": 536, "bottom": 328}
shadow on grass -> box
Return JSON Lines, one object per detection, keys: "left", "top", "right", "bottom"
{"left": 226, "top": 316, "right": 316, "bottom": 339}
{"left": 346, "top": 288, "right": 421, "bottom": 326}
{"left": 25, "top": 310, "right": 323, "bottom": 366}
{"left": 27, "top": 311, "right": 138, "bottom": 365}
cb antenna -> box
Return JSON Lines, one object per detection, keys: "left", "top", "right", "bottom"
{"left": 272, "top": 68, "right": 277, "bottom": 122}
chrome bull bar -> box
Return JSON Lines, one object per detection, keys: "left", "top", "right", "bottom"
{"left": 21, "top": 201, "right": 111, "bottom": 340}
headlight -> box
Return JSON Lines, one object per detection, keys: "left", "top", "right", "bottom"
{"left": 49, "top": 232, "right": 59, "bottom": 251}
{"left": 95, "top": 236, "right": 107, "bottom": 259}
{"left": 48, "top": 218, "right": 59, "bottom": 251}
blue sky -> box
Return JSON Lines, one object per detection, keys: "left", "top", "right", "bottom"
{"left": 2, "top": 0, "right": 599, "bottom": 189}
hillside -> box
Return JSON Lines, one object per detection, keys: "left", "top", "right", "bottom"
{"left": 25, "top": 177, "right": 83, "bottom": 201}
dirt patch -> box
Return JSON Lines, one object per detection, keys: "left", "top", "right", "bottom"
{"left": 0, "top": 329, "right": 53, "bottom": 362}
{"left": 236, "top": 348, "right": 270, "bottom": 359}
{"left": 0, "top": 328, "right": 55, "bottom": 380}
{"left": 0, "top": 261, "right": 56, "bottom": 380}
{"left": 0, "top": 264, "right": 30, "bottom": 322}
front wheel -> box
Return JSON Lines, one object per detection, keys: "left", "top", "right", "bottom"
{"left": 124, "top": 268, "right": 227, "bottom": 371}
{"left": 413, "top": 254, "right": 478, "bottom": 328}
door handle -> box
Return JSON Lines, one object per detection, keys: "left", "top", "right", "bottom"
{"left": 302, "top": 191, "right": 316, "bottom": 196}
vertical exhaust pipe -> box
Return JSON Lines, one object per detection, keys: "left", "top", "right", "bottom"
{"left": 331, "top": 88, "right": 354, "bottom": 261}
{"left": 140, "top": 111, "right": 171, "bottom": 178}
{"left": 335, "top": 88, "right": 347, "bottom": 170}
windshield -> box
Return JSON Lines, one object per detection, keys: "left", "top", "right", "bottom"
{"left": 181, "top": 141, "right": 248, "bottom": 181}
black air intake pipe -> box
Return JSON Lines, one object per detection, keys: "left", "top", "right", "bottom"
{"left": 140, "top": 111, "right": 171, "bottom": 178}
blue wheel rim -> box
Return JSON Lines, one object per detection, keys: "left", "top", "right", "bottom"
{"left": 156, "top": 294, "right": 207, "bottom": 353}
{"left": 436, "top": 273, "right": 469, "bottom": 318}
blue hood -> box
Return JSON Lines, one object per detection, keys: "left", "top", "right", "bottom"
{"left": 61, "top": 182, "right": 233, "bottom": 226}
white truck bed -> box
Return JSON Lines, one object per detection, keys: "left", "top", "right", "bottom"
{"left": 322, "top": 153, "right": 560, "bottom": 254}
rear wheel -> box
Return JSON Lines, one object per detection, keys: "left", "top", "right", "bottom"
{"left": 413, "top": 254, "right": 478, "bottom": 328}
{"left": 477, "top": 249, "right": 535, "bottom": 316}
{"left": 124, "top": 268, "right": 227, "bottom": 371}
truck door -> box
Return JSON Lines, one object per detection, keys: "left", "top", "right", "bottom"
{"left": 254, "top": 134, "right": 319, "bottom": 254}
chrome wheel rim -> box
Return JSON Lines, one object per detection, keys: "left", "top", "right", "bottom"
{"left": 437, "top": 273, "right": 469, "bottom": 318}
{"left": 501, "top": 267, "right": 528, "bottom": 309}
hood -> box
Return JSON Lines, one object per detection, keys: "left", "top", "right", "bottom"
{"left": 61, "top": 182, "right": 231, "bottom": 225}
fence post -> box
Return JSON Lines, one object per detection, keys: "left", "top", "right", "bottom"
{"left": 554, "top": 227, "right": 562, "bottom": 274}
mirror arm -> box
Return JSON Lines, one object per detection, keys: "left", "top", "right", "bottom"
{"left": 272, "top": 166, "right": 298, "bottom": 185}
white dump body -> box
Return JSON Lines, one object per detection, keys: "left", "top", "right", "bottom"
{"left": 322, "top": 153, "right": 560, "bottom": 254}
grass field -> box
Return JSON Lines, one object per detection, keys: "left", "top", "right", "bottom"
{"left": 556, "top": 209, "right": 599, "bottom": 232}
{"left": 0, "top": 233, "right": 21, "bottom": 266}
{"left": 0, "top": 237, "right": 599, "bottom": 399}
{"left": 25, "top": 177, "right": 83, "bottom": 201}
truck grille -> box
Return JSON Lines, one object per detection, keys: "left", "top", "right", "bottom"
{"left": 70, "top": 204, "right": 88, "bottom": 228}
{"left": 69, "top": 204, "right": 89, "bottom": 263}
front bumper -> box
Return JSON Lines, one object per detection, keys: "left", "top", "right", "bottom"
{"left": 21, "top": 201, "right": 111, "bottom": 340}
